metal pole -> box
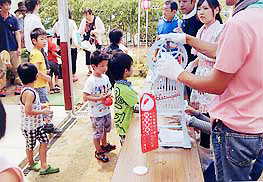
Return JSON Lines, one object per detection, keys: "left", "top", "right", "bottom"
{"left": 137, "top": 0, "right": 140, "bottom": 64}
{"left": 146, "top": 9, "right": 148, "bottom": 48}
{"left": 58, "top": 0, "right": 74, "bottom": 112}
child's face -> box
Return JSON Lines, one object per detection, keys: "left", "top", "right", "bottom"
{"left": 0, "top": 2, "right": 11, "bottom": 13}
{"left": 197, "top": 1, "right": 218, "bottom": 25}
{"left": 32, "top": 35, "right": 47, "bottom": 49}
{"left": 93, "top": 60, "right": 108, "bottom": 76}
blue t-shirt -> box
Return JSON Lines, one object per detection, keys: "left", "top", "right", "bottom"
{"left": 156, "top": 16, "right": 181, "bottom": 35}
{"left": 0, "top": 14, "right": 20, "bottom": 51}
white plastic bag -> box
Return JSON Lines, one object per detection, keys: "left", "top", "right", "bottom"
{"left": 80, "top": 40, "right": 96, "bottom": 52}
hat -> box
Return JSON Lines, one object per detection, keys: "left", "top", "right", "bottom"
{"left": 14, "top": 2, "right": 27, "bottom": 14}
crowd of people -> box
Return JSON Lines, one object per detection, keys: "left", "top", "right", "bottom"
{"left": 0, "top": 0, "right": 262, "bottom": 181}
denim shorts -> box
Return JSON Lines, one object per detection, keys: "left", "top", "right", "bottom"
{"left": 212, "top": 121, "right": 263, "bottom": 182}
{"left": 35, "top": 87, "right": 49, "bottom": 103}
{"left": 90, "top": 113, "right": 111, "bottom": 140}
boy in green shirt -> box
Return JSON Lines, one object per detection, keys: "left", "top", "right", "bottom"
{"left": 109, "top": 53, "right": 138, "bottom": 144}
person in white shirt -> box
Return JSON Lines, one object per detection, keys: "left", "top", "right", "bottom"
{"left": 79, "top": 7, "right": 105, "bottom": 76}
{"left": 24, "top": 0, "right": 45, "bottom": 53}
{"left": 52, "top": 9, "right": 79, "bottom": 82}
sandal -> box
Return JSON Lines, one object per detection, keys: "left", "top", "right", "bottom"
{"left": 101, "top": 143, "right": 116, "bottom": 152}
{"left": 39, "top": 165, "right": 59, "bottom": 175}
{"left": 73, "top": 77, "right": 78, "bottom": 82}
{"left": 95, "top": 151, "right": 109, "bottom": 162}
{"left": 54, "top": 84, "right": 61, "bottom": 90}
{"left": 54, "top": 89, "right": 60, "bottom": 93}
{"left": 50, "top": 89, "right": 55, "bottom": 94}
{"left": 29, "top": 161, "right": 41, "bottom": 172}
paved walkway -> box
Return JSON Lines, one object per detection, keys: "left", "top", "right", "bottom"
{"left": 0, "top": 50, "right": 135, "bottom": 181}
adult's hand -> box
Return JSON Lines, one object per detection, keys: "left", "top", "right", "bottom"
{"left": 159, "top": 33, "right": 186, "bottom": 44}
{"left": 157, "top": 57, "right": 185, "bottom": 81}
{"left": 185, "top": 61, "right": 198, "bottom": 72}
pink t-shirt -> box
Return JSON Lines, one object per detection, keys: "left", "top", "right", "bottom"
{"left": 209, "top": 8, "right": 263, "bottom": 134}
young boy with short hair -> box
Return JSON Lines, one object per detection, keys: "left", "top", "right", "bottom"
{"left": 17, "top": 62, "right": 59, "bottom": 175}
{"left": 29, "top": 27, "right": 50, "bottom": 103}
{"left": 29, "top": 27, "right": 62, "bottom": 134}
{"left": 108, "top": 53, "right": 138, "bottom": 145}
{"left": 83, "top": 50, "right": 116, "bottom": 162}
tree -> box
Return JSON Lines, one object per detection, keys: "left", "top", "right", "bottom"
{"left": 39, "top": 0, "right": 163, "bottom": 46}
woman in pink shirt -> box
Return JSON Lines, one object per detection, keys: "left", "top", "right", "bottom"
{"left": 157, "top": 0, "right": 263, "bottom": 180}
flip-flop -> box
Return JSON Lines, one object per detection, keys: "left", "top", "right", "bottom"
{"left": 29, "top": 161, "right": 41, "bottom": 172}
{"left": 39, "top": 165, "right": 59, "bottom": 175}
{"left": 73, "top": 77, "right": 78, "bottom": 82}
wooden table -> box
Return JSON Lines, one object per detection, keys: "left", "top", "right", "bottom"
{"left": 111, "top": 113, "right": 204, "bottom": 182}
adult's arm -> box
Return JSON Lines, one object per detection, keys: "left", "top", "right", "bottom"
{"left": 78, "top": 18, "right": 86, "bottom": 35}
{"left": 186, "top": 34, "right": 218, "bottom": 59}
{"left": 93, "top": 17, "right": 105, "bottom": 34}
{"left": 15, "top": 31, "right": 21, "bottom": 55}
{"left": 178, "top": 69, "right": 234, "bottom": 95}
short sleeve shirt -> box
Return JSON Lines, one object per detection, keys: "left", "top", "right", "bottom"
{"left": 24, "top": 14, "right": 45, "bottom": 52}
{"left": 0, "top": 14, "right": 20, "bottom": 51}
{"left": 83, "top": 74, "right": 111, "bottom": 117}
{"left": 114, "top": 81, "right": 138, "bottom": 136}
{"left": 156, "top": 16, "right": 181, "bottom": 35}
{"left": 209, "top": 8, "right": 263, "bottom": 134}
{"left": 30, "top": 48, "right": 48, "bottom": 88}
{"left": 47, "top": 39, "right": 58, "bottom": 63}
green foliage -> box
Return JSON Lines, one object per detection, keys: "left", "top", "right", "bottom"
{"left": 39, "top": 0, "right": 165, "bottom": 45}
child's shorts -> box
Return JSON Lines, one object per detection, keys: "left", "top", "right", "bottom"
{"left": 48, "top": 61, "right": 59, "bottom": 77}
{"left": 90, "top": 113, "right": 111, "bottom": 140}
{"left": 22, "top": 126, "right": 49, "bottom": 150}
{"left": 35, "top": 87, "right": 49, "bottom": 103}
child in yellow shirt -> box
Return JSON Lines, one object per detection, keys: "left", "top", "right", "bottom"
{"left": 29, "top": 28, "right": 51, "bottom": 103}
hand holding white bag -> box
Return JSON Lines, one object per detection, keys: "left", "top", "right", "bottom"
{"left": 159, "top": 33, "right": 186, "bottom": 44}
{"left": 80, "top": 40, "right": 96, "bottom": 53}
{"left": 157, "top": 57, "right": 185, "bottom": 81}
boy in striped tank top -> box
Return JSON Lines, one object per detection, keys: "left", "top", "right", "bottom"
{"left": 17, "top": 63, "right": 59, "bottom": 175}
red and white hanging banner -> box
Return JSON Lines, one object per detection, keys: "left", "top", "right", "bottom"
{"left": 140, "top": 93, "right": 158, "bottom": 153}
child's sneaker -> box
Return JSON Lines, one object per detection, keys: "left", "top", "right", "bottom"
{"left": 101, "top": 143, "right": 116, "bottom": 152}
{"left": 39, "top": 165, "right": 59, "bottom": 175}
{"left": 95, "top": 151, "right": 109, "bottom": 162}
{"left": 53, "top": 127, "right": 63, "bottom": 134}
